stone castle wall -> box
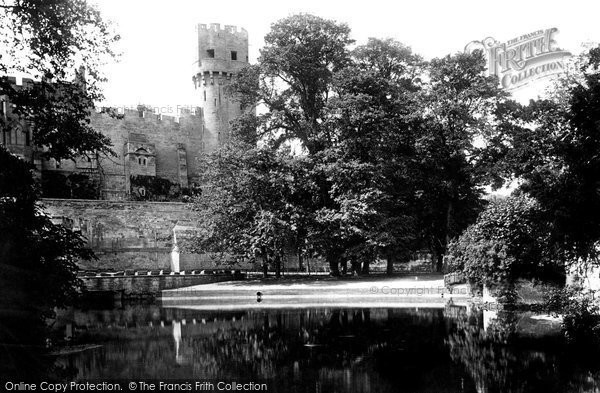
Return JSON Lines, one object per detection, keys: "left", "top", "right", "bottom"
{"left": 41, "top": 198, "right": 221, "bottom": 271}
{"left": 42, "top": 198, "right": 330, "bottom": 274}
{"left": 95, "top": 108, "right": 208, "bottom": 199}
{"left": 40, "top": 108, "right": 211, "bottom": 200}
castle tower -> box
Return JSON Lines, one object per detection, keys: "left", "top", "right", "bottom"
{"left": 193, "top": 23, "right": 249, "bottom": 149}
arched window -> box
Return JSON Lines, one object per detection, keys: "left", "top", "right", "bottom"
{"left": 138, "top": 156, "right": 147, "bottom": 166}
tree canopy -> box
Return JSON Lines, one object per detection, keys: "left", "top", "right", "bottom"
{"left": 198, "top": 14, "right": 520, "bottom": 275}
{"left": 0, "top": 0, "right": 120, "bottom": 160}
{"left": 0, "top": 0, "right": 118, "bottom": 378}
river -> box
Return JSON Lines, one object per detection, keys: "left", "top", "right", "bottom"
{"left": 20, "top": 303, "right": 595, "bottom": 392}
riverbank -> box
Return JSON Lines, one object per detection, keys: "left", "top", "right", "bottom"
{"left": 160, "top": 274, "right": 471, "bottom": 309}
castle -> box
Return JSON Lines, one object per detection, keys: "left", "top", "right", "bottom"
{"left": 3, "top": 23, "right": 250, "bottom": 201}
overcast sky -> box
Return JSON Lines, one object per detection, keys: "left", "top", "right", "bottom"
{"left": 93, "top": 0, "right": 600, "bottom": 108}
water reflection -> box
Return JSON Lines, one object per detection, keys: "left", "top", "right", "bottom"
{"left": 445, "top": 307, "right": 600, "bottom": 393}
{"left": 26, "top": 305, "right": 597, "bottom": 392}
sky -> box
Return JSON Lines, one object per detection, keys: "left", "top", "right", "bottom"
{"left": 93, "top": 0, "right": 600, "bottom": 108}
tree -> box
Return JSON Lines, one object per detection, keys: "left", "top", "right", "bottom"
{"left": 414, "top": 51, "right": 511, "bottom": 271}
{"left": 446, "top": 194, "right": 556, "bottom": 289}
{"left": 228, "top": 13, "right": 353, "bottom": 154}
{"left": 0, "top": 0, "right": 120, "bottom": 161}
{"left": 0, "top": 146, "right": 95, "bottom": 379}
{"left": 190, "top": 143, "right": 317, "bottom": 277}
{"left": 505, "top": 47, "right": 600, "bottom": 264}
{"left": 0, "top": 0, "right": 118, "bottom": 379}
{"left": 316, "top": 38, "right": 423, "bottom": 274}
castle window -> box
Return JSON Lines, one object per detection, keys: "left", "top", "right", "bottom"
{"left": 231, "top": 51, "right": 237, "bottom": 60}
{"left": 206, "top": 49, "right": 215, "bottom": 58}
{"left": 214, "top": 98, "right": 217, "bottom": 106}
{"left": 138, "top": 156, "right": 147, "bottom": 166}
{"left": 23, "top": 129, "right": 30, "bottom": 146}
{"left": 203, "top": 90, "right": 206, "bottom": 101}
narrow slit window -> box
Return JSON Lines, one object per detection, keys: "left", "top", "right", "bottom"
{"left": 203, "top": 90, "right": 206, "bottom": 101}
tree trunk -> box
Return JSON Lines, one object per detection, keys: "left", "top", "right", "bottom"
{"left": 274, "top": 254, "right": 281, "bottom": 278}
{"left": 431, "top": 248, "right": 444, "bottom": 273}
{"left": 262, "top": 257, "right": 269, "bottom": 278}
{"left": 261, "top": 247, "right": 269, "bottom": 278}
{"left": 361, "top": 260, "right": 370, "bottom": 275}
{"left": 351, "top": 260, "right": 360, "bottom": 276}
{"left": 298, "top": 251, "right": 304, "bottom": 271}
{"left": 329, "top": 257, "right": 340, "bottom": 276}
{"left": 386, "top": 253, "right": 395, "bottom": 275}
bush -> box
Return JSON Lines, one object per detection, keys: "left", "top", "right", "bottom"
{"left": 42, "top": 172, "right": 100, "bottom": 199}
{"left": 545, "top": 285, "right": 600, "bottom": 345}
{"left": 0, "top": 147, "right": 93, "bottom": 346}
{"left": 446, "top": 194, "right": 559, "bottom": 288}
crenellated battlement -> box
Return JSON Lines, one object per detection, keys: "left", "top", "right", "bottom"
{"left": 196, "top": 23, "right": 248, "bottom": 38}
{"left": 95, "top": 106, "right": 204, "bottom": 126}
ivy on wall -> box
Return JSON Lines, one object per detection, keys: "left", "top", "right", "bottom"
{"left": 130, "top": 175, "right": 198, "bottom": 202}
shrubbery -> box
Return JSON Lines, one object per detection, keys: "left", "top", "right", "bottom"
{"left": 1, "top": 147, "right": 93, "bottom": 343}
{"left": 42, "top": 172, "right": 100, "bottom": 199}
{"left": 545, "top": 284, "right": 600, "bottom": 345}
{"left": 446, "top": 194, "right": 561, "bottom": 289}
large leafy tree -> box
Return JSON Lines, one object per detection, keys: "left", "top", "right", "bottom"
{"left": 228, "top": 14, "right": 353, "bottom": 154}
{"left": 0, "top": 0, "right": 118, "bottom": 379}
{"left": 504, "top": 47, "right": 600, "bottom": 265}
{"left": 0, "top": 0, "right": 119, "bottom": 160}
{"left": 0, "top": 146, "right": 93, "bottom": 341}
{"left": 414, "top": 51, "right": 510, "bottom": 271}
{"left": 190, "top": 143, "right": 318, "bottom": 277}
{"left": 211, "top": 18, "right": 516, "bottom": 277}
{"left": 317, "top": 38, "right": 423, "bottom": 274}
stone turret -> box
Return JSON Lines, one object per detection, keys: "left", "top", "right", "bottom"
{"left": 192, "top": 23, "right": 249, "bottom": 148}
